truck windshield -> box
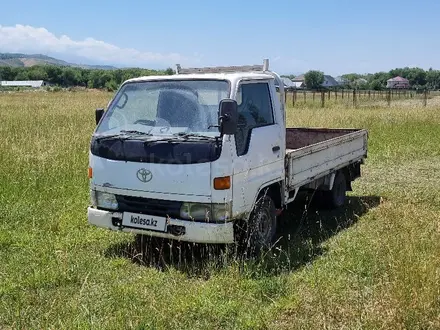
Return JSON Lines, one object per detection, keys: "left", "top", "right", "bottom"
{"left": 95, "top": 79, "right": 230, "bottom": 137}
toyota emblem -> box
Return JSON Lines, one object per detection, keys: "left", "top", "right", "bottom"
{"left": 136, "top": 168, "right": 152, "bottom": 183}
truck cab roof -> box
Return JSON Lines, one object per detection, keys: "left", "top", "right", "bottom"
{"left": 124, "top": 72, "right": 276, "bottom": 85}
{"left": 124, "top": 59, "right": 281, "bottom": 86}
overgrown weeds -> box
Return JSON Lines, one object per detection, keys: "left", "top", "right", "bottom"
{"left": 1, "top": 91, "right": 439, "bottom": 329}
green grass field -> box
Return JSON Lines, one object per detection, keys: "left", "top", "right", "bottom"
{"left": 1, "top": 91, "right": 439, "bottom": 329}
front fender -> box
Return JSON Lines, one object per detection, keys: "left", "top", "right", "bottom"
{"left": 243, "top": 179, "right": 283, "bottom": 221}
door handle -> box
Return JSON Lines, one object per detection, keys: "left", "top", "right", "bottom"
{"left": 272, "top": 145, "right": 280, "bottom": 152}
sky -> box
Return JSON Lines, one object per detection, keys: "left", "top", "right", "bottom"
{"left": 1, "top": 0, "right": 439, "bottom": 76}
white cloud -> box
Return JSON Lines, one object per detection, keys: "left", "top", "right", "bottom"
{"left": 0, "top": 24, "right": 194, "bottom": 67}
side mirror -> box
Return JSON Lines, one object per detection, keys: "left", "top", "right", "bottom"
{"left": 218, "top": 99, "right": 238, "bottom": 135}
{"left": 95, "top": 108, "right": 104, "bottom": 125}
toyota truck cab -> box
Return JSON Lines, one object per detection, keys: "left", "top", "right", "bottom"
{"left": 87, "top": 59, "right": 368, "bottom": 251}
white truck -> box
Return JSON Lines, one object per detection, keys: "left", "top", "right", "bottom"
{"left": 87, "top": 59, "right": 368, "bottom": 251}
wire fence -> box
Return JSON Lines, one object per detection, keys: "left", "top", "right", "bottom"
{"left": 283, "top": 89, "right": 434, "bottom": 108}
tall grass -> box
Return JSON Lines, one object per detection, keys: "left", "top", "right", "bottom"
{"left": 1, "top": 91, "right": 439, "bottom": 329}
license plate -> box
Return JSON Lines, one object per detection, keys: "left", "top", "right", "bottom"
{"left": 122, "top": 212, "right": 167, "bottom": 232}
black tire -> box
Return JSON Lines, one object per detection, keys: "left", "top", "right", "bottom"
{"left": 244, "top": 195, "right": 277, "bottom": 255}
{"left": 323, "top": 171, "right": 347, "bottom": 209}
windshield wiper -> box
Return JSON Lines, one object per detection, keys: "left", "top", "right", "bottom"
{"left": 94, "top": 133, "right": 124, "bottom": 142}
{"left": 120, "top": 130, "right": 153, "bottom": 136}
{"left": 140, "top": 133, "right": 215, "bottom": 145}
{"left": 172, "top": 132, "right": 215, "bottom": 140}
{"left": 94, "top": 130, "right": 152, "bottom": 142}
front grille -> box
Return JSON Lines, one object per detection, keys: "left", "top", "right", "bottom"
{"left": 115, "top": 195, "right": 182, "bottom": 218}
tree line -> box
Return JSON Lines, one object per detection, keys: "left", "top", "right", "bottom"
{"left": 2, "top": 64, "right": 440, "bottom": 91}
{"left": 340, "top": 67, "right": 440, "bottom": 90}
{"left": 285, "top": 67, "right": 440, "bottom": 91}
{"left": 0, "top": 65, "right": 174, "bottom": 91}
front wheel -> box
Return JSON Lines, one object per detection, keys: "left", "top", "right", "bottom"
{"left": 244, "top": 195, "right": 277, "bottom": 255}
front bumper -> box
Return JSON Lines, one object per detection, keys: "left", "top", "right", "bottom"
{"left": 87, "top": 207, "right": 235, "bottom": 244}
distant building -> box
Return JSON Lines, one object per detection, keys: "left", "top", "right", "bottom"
{"left": 293, "top": 81, "right": 306, "bottom": 89}
{"left": 292, "top": 74, "right": 339, "bottom": 88}
{"left": 292, "top": 74, "right": 305, "bottom": 82}
{"left": 281, "top": 77, "right": 296, "bottom": 90}
{"left": 275, "top": 77, "right": 302, "bottom": 90}
{"left": 322, "top": 75, "right": 339, "bottom": 88}
{"left": 288, "top": 75, "right": 306, "bottom": 89}
{"left": 386, "top": 76, "right": 410, "bottom": 89}
{"left": 0, "top": 80, "right": 48, "bottom": 88}
{"left": 335, "top": 76, "right": 348, "bottom": 85}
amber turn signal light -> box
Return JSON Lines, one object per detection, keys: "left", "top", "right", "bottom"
{"left": 214, "top": 176, "right": 231, "bottom": 190}
{"left": 88, "top": 167, "right": 93, "bottom": 179}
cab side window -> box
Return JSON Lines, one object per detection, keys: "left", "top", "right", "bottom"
{"left": 235, "top": 82, "right": 274, "bottom": 156}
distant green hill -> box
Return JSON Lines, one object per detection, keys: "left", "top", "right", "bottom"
{"left": 0, "top": 53, "right": 116, "bottom": 70}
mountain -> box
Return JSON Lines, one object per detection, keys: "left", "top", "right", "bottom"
{"left": 0, "top": 53, "right": 117, "bottom": 70}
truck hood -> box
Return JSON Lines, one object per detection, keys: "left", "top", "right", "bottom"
{"left": 90, "top": 154, "right": 212, "bottom": 197}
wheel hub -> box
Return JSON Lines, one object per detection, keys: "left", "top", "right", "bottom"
{"left": 256, "top": 209, "right": 271, "bottom": 241}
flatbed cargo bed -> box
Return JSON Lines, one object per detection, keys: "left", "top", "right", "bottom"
{"left": 285, "top": 127, "right": 368, "bottom": 193}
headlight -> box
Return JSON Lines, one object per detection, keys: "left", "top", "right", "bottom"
{"left": 180, "top": 203, "right": 211, "bottom": 221}
{"left": 211, "top": 203, "right": 231, "bottom": 222}
{"left": 90, "top": 189, "right": 97, "bottom": 206}
{"left": 180, "top": 202, "right": 231, "bottom": 222}
{"left": 92, "top": 191, "right": 118, "bottom": 210}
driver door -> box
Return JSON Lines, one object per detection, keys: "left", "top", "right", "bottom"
{"left": 232, "top": 80, "right": 284, "bottom": 214}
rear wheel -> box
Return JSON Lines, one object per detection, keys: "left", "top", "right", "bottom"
{"left": 244, "top": 195, "right": 277, "bottom": 255}
{"left": 323, "top": 171, "right": 347, "bottom": 209}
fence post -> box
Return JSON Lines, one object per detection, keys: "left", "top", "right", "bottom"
{"left": 328, "top": 90, "right": 330, "bottom": 100}
{"left": 321, "top": 91, "right": 325, "bottom": 108}
{"left": 313, "top": 91, "right": 315, "bottom": 101}
{"left": 353, "top": 89, "right": 357, "bottom": 107}
{"left": 423, "top": 89, "right": 428, "bottom": 107}
{"left": 335, "top": 90, "right": 338, "bottom": 100}
{"left": 303, "top": 91, "right": 306, "bottom": 103}
{"left": 387, "top": 89, "right": 391, "bottom": 106}
{"left": 368, "top": 90, "right": 371, "bottom": 99}
{"left": 292, "top": 90, "right": 295, "bottom": 107}
{"left": 342, "top": 90, "right": 344, "bottom": 99}
{"left": 284, "top": 91, "right": 287, "bottom": 103}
